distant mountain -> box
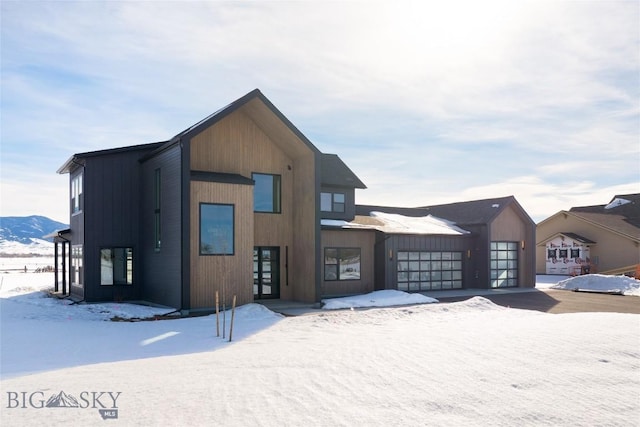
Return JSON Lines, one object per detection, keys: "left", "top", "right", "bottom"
{"left": 0, "top": 216, "right": 67, "bottom": 255}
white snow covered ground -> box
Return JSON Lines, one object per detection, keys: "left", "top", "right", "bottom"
{"left": 1, "top": 269, "right": 638, "bottom": 426}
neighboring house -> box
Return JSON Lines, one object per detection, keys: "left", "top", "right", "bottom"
{"left": 536, "top": 194, "right": 640, "bottom": 276}
{"left": 353, "top": 195, "right": 537, "bottom": 291}
{"left": 55, "top": 90, "right": 537, "bottom": 311}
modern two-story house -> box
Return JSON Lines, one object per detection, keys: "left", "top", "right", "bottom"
{"left": 54, "top": 90, "right": 536, "bottom": 312}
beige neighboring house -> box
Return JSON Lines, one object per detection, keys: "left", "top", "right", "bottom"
{"left": 536, "top": 194, "right": 640, "bottom": 276}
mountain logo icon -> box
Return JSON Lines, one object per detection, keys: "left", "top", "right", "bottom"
{"left": 45, "top": 391, "right": 80, "bottom": 408}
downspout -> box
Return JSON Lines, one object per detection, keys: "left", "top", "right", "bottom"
{"left": 180, "top": 137, "right": 190, "bottom": 314}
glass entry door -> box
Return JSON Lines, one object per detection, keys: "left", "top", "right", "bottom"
{"left": 253, "top": 247, "right": 280, "bottom": 299}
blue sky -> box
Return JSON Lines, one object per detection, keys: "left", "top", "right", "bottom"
{"left": 1, "top": 0, "right": 638, "bottom": 224}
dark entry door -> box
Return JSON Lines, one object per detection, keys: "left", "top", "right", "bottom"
{"left": 254, "top": 247, "right": 280, "bottom": 299}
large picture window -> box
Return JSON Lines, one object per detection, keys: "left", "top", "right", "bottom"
{"left": 100, "top": 247, "right": 133, "bottom": 285}
{"left": 397, "top": 251, "right": 463, "bottom": 291}
{"left": 321, "top": 192, "right": 345, "bottom": 213}
{"left": 253, "top": 173, "right": 281, "bottom": 213}
{"left": 71, "top": 173, "right": 83, "bottom": 214}
{"left": 324, "top": 248, "right": 361, "bottom": 281}
{"left": 200, "top": 203, "right": 234, "bottom": 255}
{"left": 490, "top": 241, "right": 518, "bottom": 288}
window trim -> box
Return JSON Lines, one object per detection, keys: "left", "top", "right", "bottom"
{"left": 100, "top": 247, "right": 134, "bottom": 286}
{"left": 71, "top": 173, "right": 83, "bottom": 215}
{"left": 199, "top": 203, "right": 235, "bottom": 256}
{"left": 71, "top": 245, "right": 83, "bottom": 287}
{"left": 324, "top": 247, "right": 361, "bottom": 281}
{"left": 252, "top": 172, "right": 282, "bottom": 214}
{"left": 321, "top": 191, "right": 346, "bottom": 213}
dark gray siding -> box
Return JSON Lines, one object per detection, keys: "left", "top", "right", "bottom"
{"left": 464, "top": 225, "right": 490, "bottom": 289}
{"left": 375, "top": 233, "right": 477, "bottom": 291}
{"left": 81, "top": 149, "right": 152, "bottom": 302}
{"left": 140, "top": 144, "right": 182, "bottom": 309}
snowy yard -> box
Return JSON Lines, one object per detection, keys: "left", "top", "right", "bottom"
{"left": 0, "top": 265, "right": 638, "bottom": 426}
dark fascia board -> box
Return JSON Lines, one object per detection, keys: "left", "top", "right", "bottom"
{"left": 140, "top": 89, "right": 323, "bottom": 164}
{"left": 537, "top": 231, "right": 597, "bottom": 246}
{"left": 190, "top": 170, "right": 254, "bottom": 185}
{"left": 57, "top": 141, "right": 166, "bottom": 174}
{"left": 419, "top": 195, "right": 533, "bottom": 226}
{"left": 561, "top": 232, "right": 597, "bottom": 244}
{"left": 184, "top": 89, "right": 321, "bottom": 153}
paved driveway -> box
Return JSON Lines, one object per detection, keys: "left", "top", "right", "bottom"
{"left": 437, "top": 289, "right": 640, "bottom": 314}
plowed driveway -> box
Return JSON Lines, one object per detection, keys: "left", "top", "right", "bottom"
{"left": 438, "top": 289, "right": 640, "bottom": 314}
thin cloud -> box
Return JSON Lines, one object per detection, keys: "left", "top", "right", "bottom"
{"left": 1, "top": 0, "right": 638, "bottom": 223}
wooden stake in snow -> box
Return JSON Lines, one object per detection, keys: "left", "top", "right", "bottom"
{"left": 215, "top": 290, "right": 220, "bottom": 337}
{"left": 222, "top": 277, "right": 226, "bottom": 339}
{"left": 229, "top": 295, "right": 237, "bottom": 342}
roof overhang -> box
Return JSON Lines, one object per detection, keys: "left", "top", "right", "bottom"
{"left": 537, "top": 231, "right": 596, "bottom": 246}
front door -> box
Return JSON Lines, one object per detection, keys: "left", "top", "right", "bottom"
{"left": 254, "top": 247, "right": 280, "bottom": 299}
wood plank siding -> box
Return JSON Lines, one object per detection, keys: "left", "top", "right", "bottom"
{"left": 490, "top": 205, "right": 536, "bottom": 287}
{"left": 189, "top": 105, "right": 318, "bottom": 304}
{"left": 190, "top": 181, "right": 254, "bottom": 309}
{"left": 321, "top": 229, "right": 375, "bottom": 297}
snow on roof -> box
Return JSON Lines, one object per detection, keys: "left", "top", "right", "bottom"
{"left": 322, "top": 212, "right": 470, "bottom": 235}
{"left": 604, "top": 197, "right": 631, "bottom": 210}
{"left": 371, "top": 211, "right": 471, "bottom": 235}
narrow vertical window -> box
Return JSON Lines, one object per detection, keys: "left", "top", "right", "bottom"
{"left": 154, "top": 168, "right": 161, "bottom": 250}
{"left": 72, "top": 245, "right": 83, "bottom": 287}
{"left": 71, "top": 173, "right": 83, "bottom": 214}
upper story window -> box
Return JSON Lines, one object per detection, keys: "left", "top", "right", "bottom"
{"left": 71, "top": 173, "right": 83, "bottom": 214}
{"left": 321, "top": 192, "right": 345, "bottom": 213}
{"left": 253, "top": 173, "right": 281, "bottom": 213}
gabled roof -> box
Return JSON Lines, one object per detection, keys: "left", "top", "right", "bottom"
{"left": 57, "top": 142, "right": 166, "bottom": 174}
{"left": 321, "top": 154, "right": 366, "bottom": 189}
{"left": 537, "top": 232, "right": 596, "bottom": 246}
{"left": 569, "top": 193, "right": 640, "bottom": 229}
{"left": 538, "top": 194, "right": 640, "bottom": 242}
{"left": 143, "top": 89, "right": 322, "bottom": 161}
{"left": 357, "top": 196, "right": 533, "bottom": 227}
{"left": 417, "top": 196, "right": 526, "bottom": 225}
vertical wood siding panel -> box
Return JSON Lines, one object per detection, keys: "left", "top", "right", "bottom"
{"left": 190, "top": 181, "right": 254, "bottom": 309}
{"left": 190, "top": 109, "right": 317, "bottom": 304}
